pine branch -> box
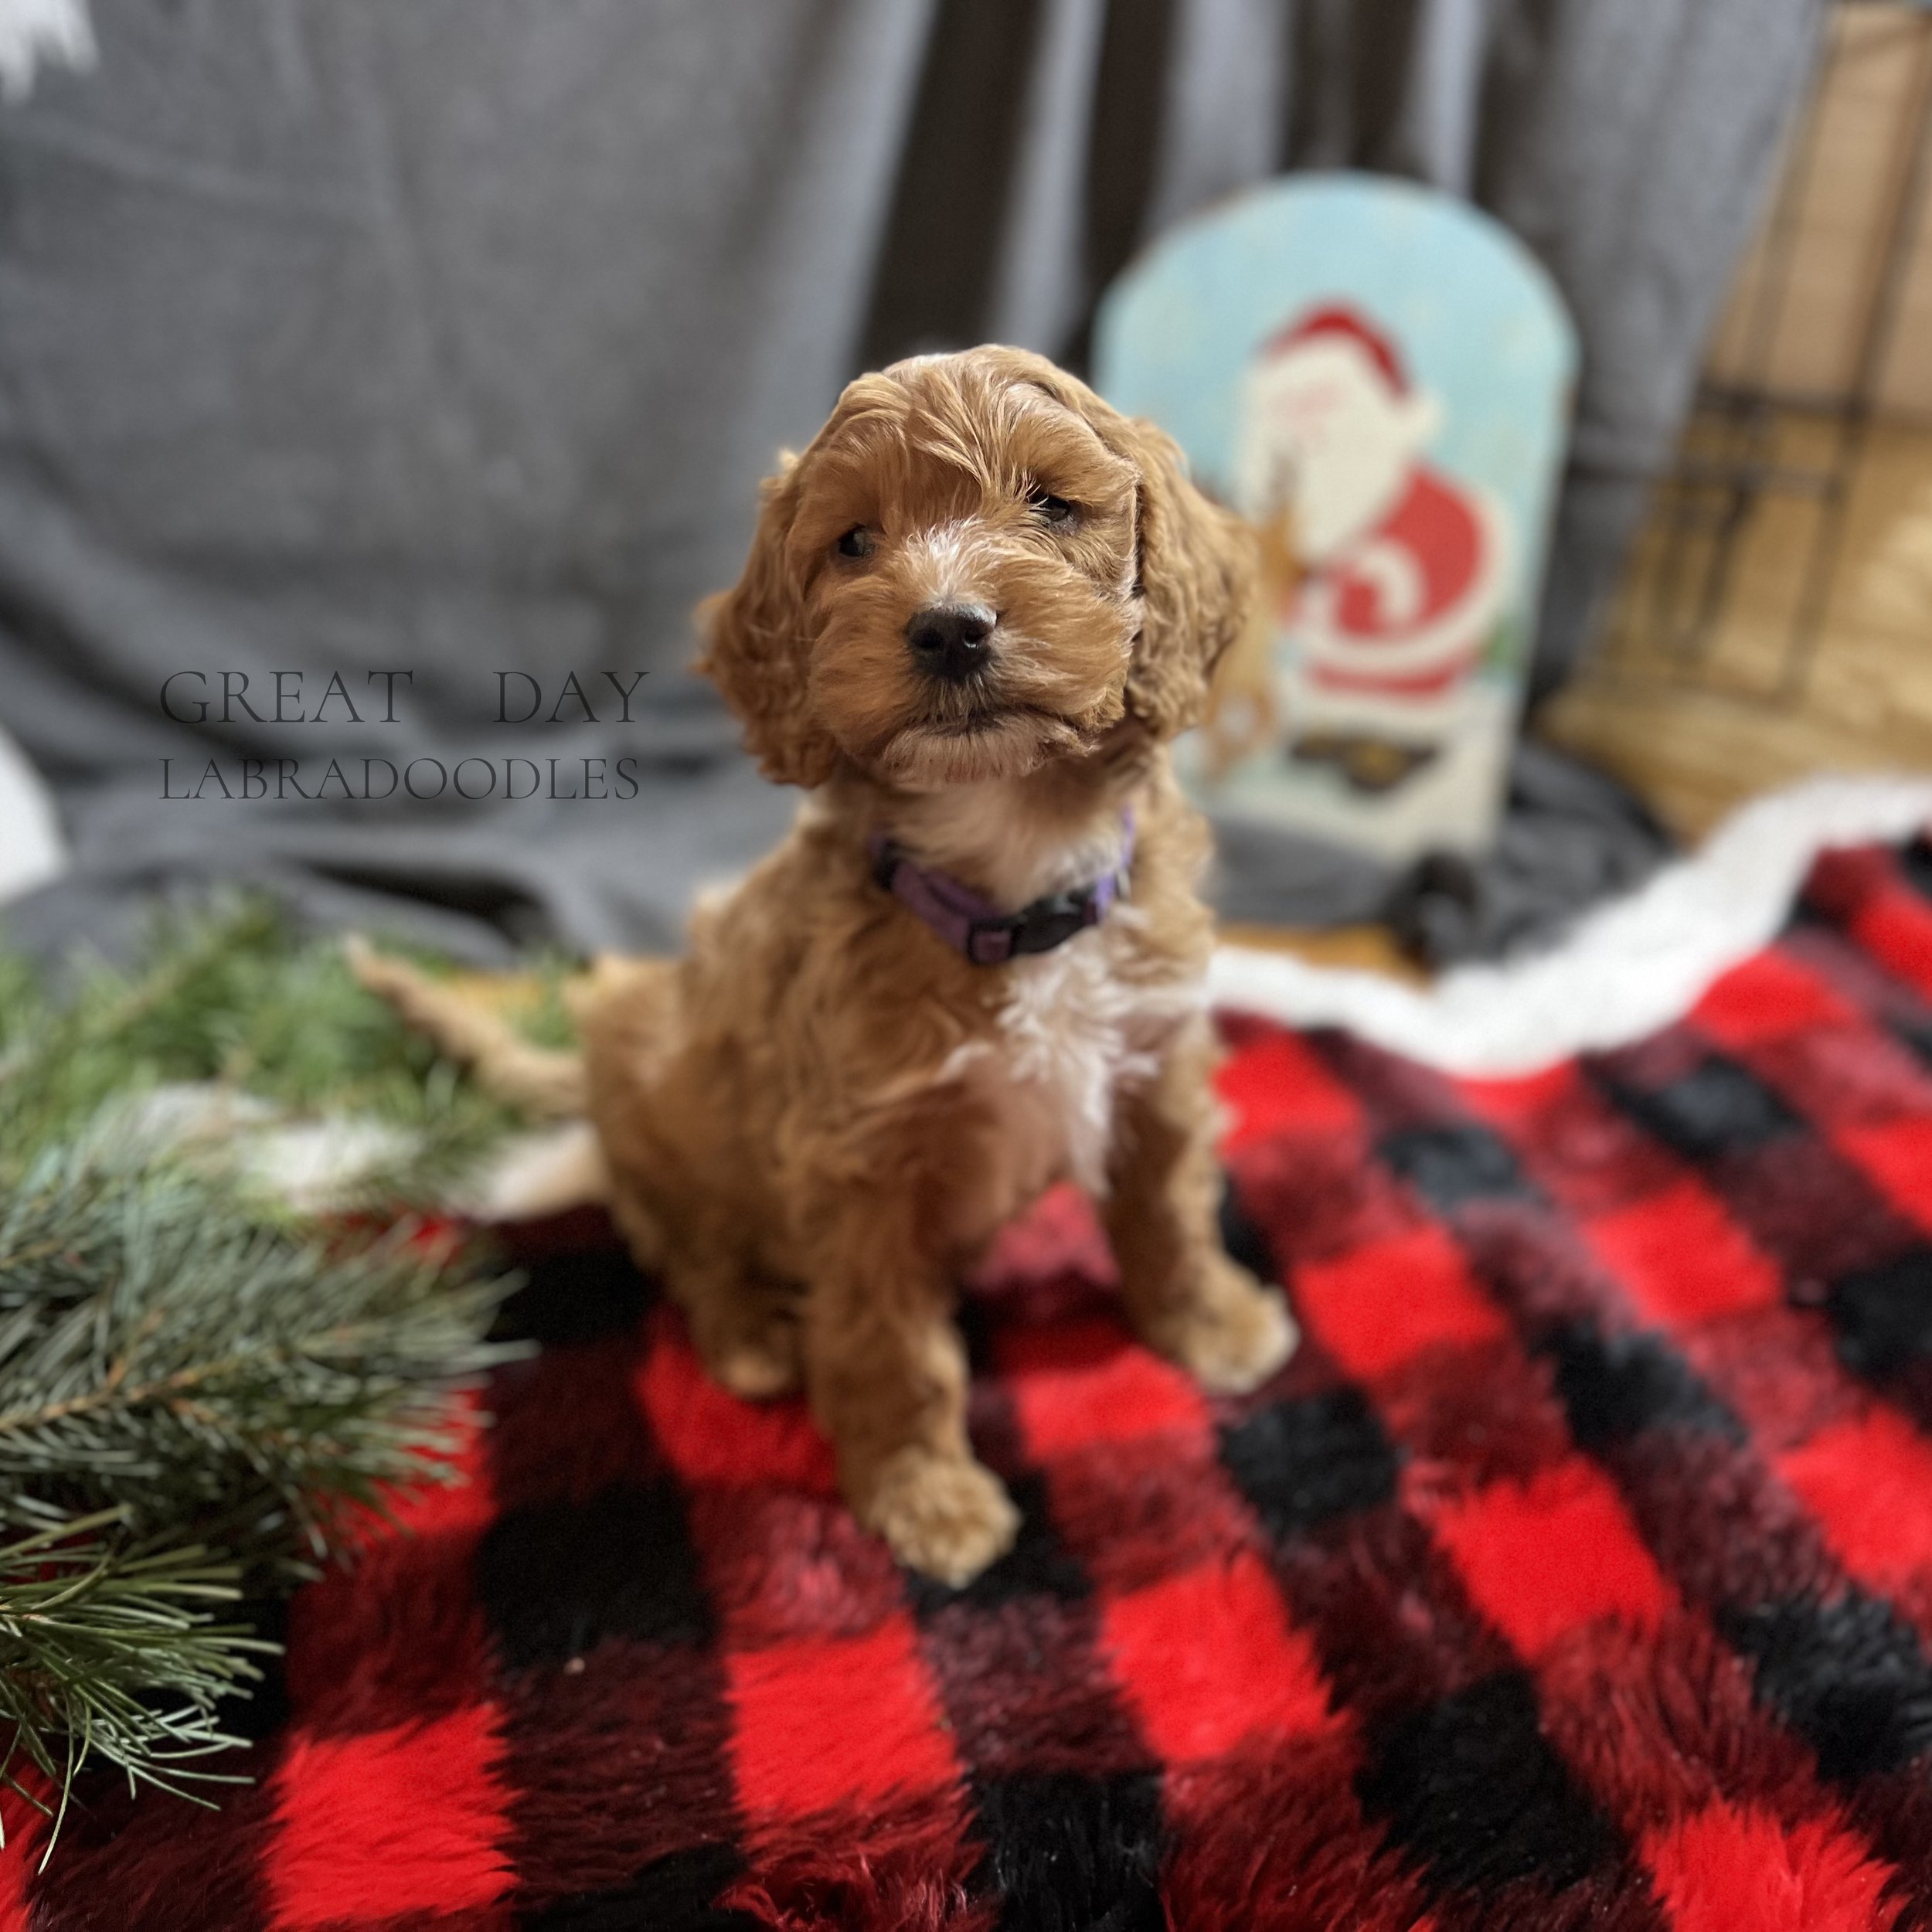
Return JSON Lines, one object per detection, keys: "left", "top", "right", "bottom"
{"left": 0, "top": 1146, "right": 525, "bottom": 1847}
{"left": 0, "top": 1511, "right": 266, "bottom": 1859}
{"left": 0, "top": 900, "right": 561, "bottom": 1856}
{"left": 0, "top": 1141, "right": 517, "bottom": 1563}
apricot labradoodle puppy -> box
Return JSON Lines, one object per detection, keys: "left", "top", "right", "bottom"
{"left": 353, "top": 345, "right": 1298, "bottom": 1585}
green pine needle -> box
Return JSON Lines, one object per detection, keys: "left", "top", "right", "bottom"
{"left": 0, "top": 1512, "right": 265, "bottom": 1859}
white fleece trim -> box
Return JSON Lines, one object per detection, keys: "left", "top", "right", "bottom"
{"left": 1207, "top": 774, "right": 1932, "bottom": 1079}
{"left": 0, "top": 0, "right": 94, "bottom": 100}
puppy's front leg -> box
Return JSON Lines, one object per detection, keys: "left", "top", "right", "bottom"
{"left": 1107, "top": 1016, "right": 1298, "bottom": 1393}
{"left": 801, "top": 1197, "right": 1019, "bottom": 1587}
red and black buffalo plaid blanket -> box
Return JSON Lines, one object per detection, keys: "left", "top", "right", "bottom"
{"left": 7, "top": 838, "right": 1932, "bottom": 1930}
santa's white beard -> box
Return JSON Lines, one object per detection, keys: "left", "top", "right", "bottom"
{"left": 1287, "top": 438, "right": 1414, "bottom": 561}
{"left": 1237, "top": 343, "right": 1439, "bottom": 562}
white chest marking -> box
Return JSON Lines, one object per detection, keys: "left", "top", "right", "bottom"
{"left": 964, "top": 921, "right": 1202, "bottom": 1197}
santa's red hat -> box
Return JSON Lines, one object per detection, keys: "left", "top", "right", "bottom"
{"left": 1260, "top": 304, "right": 1408, "bottom": 394}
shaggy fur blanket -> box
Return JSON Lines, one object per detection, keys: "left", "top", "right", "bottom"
{"left": 7, "top": 838, "right": 1932, "bottom": 1930}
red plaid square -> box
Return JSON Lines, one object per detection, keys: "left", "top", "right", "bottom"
{"left": 1777, "top": 1406, "right": 1932, "bottom": 1606}
{"left": 1695, "top": 950, "right": 1857, "bottom": 1049}
{"left": 1640, "top": 1801, "right": 1900, "bottom": 1932}
{"left": 1292, "top": 1223, "right": 1507, "bottom": 1380}
{"left": 635, "top": 1313, "right": 835, "bottom": 1495}
{"left": 266, "top": 1703, "right": 512, "bottom": 1929}
{"left": 726, "top": 1615, "right": 959, "bottom": 1821}
{"left": 1216, "top": 1029, "right": 1363, "bottom": 1148}
{"left": 0, "top": 1774, "right": 51, "bottom": 1932}
{"left": 998, "top": 1317, "right": 1209, "bottom": 1461}
{"left": 1584, "top": 1179, "right": 1781, "bottom": 1326}
{"left": 1100, "top": 1549, "right": 1336, "bottom": 1764}
{"left": 362, "top": 1389, "right": 495, "bottom": 1542}
{"left": 1836, "top": 1116, "right": 1932, "bottom": 1234}
{"left": 1427, "top": 1458, "right": 1674, "bottom": 1661}
{"left": 1851, "top": 879, "right": 1932, "bottom": 1002}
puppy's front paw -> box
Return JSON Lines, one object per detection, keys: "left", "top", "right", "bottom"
{"left": 859, "top": 1447, "right": 1020, "bottom": 1587}
{"left": 1147, "top": 1253, "right": 1298, "bottom": 1395}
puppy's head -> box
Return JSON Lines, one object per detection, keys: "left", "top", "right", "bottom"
{"left": 698, "top": 346, "right": 1254, "bottom": 790}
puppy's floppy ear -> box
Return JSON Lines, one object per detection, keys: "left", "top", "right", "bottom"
{"left": 1093, "top": 407, "right": 1257, "bottom": 740}
{"left": 696, "top": 452, "right": 842, "bottom": 788}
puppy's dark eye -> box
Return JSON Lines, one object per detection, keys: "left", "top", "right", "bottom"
{"left": 1027, "top": 488, "right": 1075, "bottom": 525}
{"left": 835, "top": 526, "right": 876, "bottom": 559}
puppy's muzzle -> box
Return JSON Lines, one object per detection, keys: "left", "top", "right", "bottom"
{"left": 906, "top": 603, "right": 995, "bottom": 683}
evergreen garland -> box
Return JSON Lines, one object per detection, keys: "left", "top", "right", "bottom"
{"left": 0, "top": 902, "right": 561, "bottom": 1855}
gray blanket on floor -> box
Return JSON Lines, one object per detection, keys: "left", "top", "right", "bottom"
{"left": 0, "top": 0, "right": 1818, "bottom": 965}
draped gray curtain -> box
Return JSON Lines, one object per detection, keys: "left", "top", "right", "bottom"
{"left": 0, "top": 0, "right": 1821, "bottom": 962}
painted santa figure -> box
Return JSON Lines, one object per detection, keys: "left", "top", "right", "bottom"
{"left": 1226, "top": 303, "right": 1512, "bottom": 794}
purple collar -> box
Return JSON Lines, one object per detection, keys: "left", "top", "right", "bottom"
{"left": 867, "top": 810, "right": 1136, "bottom": 966}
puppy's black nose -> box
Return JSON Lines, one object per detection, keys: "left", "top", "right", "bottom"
{"left": 906, "top": 604, "right": 995, "bottom": 682}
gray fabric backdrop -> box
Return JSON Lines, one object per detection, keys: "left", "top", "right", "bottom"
{"left": 0, "top": 0, "right": 1821, "bottom": 963}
